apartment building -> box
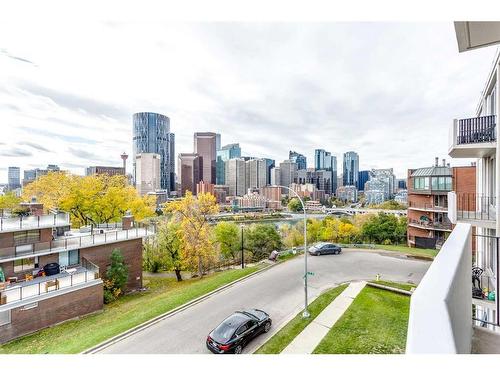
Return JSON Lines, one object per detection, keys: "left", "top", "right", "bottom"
{"left": 0, "top": 208, "right": 153, "bottom": 343}
{"left": 407, "top": 158, "right": 476, "bottom": 249}
{"left": 407, "top": 24, "right": 500, "bottom": 354}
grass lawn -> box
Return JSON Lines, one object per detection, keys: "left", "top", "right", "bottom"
{"left": 313, "top": 285, "right": 410, "bottom": 354}
{"left": 371, "top": 279, "right": 416, "bottom": 291}
{"left": 369, "top": 244, "right": 438, "bottom": 259}
{"left": 255, "top": 284, "right": 348, "bottom": 354}
{"left": 0, "top": 265, "right": 264, "bottom": 354}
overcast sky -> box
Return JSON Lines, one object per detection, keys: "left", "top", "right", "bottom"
{"left": 0, "top": 21, "right": 498, "bottom": 182}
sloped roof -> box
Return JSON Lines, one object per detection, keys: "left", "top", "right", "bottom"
{"left": 411, "top": 166, "right": 452, "bottom": 177}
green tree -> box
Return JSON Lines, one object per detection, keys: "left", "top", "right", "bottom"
{"left": 245, "top": 223, "right": 282, "bottom": 260}
{"left": 157, "top": 219, "right": 184, "bottom": 281}
{"left": 214, "top": 222, "right": 240, "bottom": 260}
{"left": 104, "top": 249, "right": 129, "bottom": 303}
{"left": 361, "top": 212, "right": 401, "bottom": 244}
{"left": 287, "top": 198, "right": 302, "bottom": 212}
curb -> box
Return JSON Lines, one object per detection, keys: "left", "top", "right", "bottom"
{"left": 82, "top": 263, "right": 274, "bottom": 354}
{"left": 366, "top": 282, "right": 413, "bottom": 296}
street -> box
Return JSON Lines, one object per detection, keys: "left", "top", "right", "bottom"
{"left": 100, "top": 249, "right": 430, "bottom": 354}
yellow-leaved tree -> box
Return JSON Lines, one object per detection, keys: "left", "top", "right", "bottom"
{"left": 23, "top": 172, "right": 155, "bottom": 227}
{"left": 164, "top": 192, "right": 219, "bottom": 277}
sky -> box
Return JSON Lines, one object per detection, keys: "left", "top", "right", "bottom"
{"left": 0, "top": 21, "right": 498, "bottom": 183}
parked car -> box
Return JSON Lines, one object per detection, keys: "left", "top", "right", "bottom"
{"left": 206, "top": 309, "right": 272, "bottom": 354}
{"left": 308, "top": 242, "right": 342, "bottom": 256}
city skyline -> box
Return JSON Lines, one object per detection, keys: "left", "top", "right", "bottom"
{"left": 0, "top": 22, "right": 498, "bottom": 183}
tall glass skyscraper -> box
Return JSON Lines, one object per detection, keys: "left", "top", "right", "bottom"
{"left": 289, "top": 150, "right": 307, "bottom": 170}
{"left": 133, "top": 112, "right": 175, "bottom": 193}
{"left": 343, "top": 151, "right": 359, "bottom": 187}
{"left": 216, "top": 143, "right": 241, "bottom": 184}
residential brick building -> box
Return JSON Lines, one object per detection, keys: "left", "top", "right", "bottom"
{"left": 407, "top": 158, "right": 475, "bottom": 249}
{"left": 0, "top": 209, "right": 153, "bottom": 343}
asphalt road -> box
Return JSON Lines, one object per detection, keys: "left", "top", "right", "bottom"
{"left": 100, "top": 249, "right": 430, "bottom": 354}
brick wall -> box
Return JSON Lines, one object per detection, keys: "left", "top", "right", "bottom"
{"left": 0, "top": 283, "right": 103, "bottom": 344}
{"left": 80, "top": 238, "right": 143, "bottom": 291}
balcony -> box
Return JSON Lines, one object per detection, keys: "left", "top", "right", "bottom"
{"left": 0, "top": 212, "right": 70, "bottom": 233}
{"left": 408, "top": 218, "right": 452, "bottom": 232}
{"left": 407, "top": 223, "right": 500, "bottom": 353}
{"left": 0, "top": 225, "right": 156, "bottom": 262}
{"left": 408, "top": 202, "right": 448, "bottom": 213}
{"left": 448, "top": 192, "right": 496, "bottom": 229}
{"left": 0, "top": 257, "right": 100, "bottom": 310}
{"left": 449, "top": 115, "right": 497, "bottom": 158}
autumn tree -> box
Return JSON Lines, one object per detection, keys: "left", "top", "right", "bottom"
{"left": 287, "top": 198, "right": 302, "bottom": 213}
{"left": 214, "top": 221, "right": 240, "bottom": 260}
{"left": 0, "top": 192, "right": 21, "bottom": 214}
{"left": 164, "top": 192, "right": 219, "bottom": 276}
{"left": 23, "top": 172, "right": 155, "bottom": 227}
{"left": 157, "top": 219, "right": 184, "bottom": 281}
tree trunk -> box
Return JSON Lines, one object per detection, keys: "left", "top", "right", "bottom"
{"left": 174, "top": 269, "right": 183, "bottom": 282}
{"left": 198, "top": 256, "right": 203, "bottom": 278}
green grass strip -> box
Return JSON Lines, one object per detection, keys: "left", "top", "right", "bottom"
{"left": 313, "top": 285, "right": 410, "bottom": 354}
{"left": 0, "top": 265, "right": 263, "bottom": 354}
{"left": 255, "top": 283, "right": 348, "bottom": 354}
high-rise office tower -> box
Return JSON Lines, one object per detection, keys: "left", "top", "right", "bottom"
{"left": 225, "top": 158, "right": 246, "bottom": 196}
{"left": 314, "top": 149, "right": 337, "bottom": 193}
{"left": 264, "top": 158, "right": 275, "bottom": 185}
{"left": 358, "top": 170, "right": 370, "bottom": 191}
{"left": 246, "top": 158, "right": 267, "bottom": 190}
{"left": 216, "top": 143, "right": 241, "bottom": 185}
{"left": 194, "top": 132, "right": 218, "bottom": 184}
{"left": 178, "top": 153, "right": 202, "bottom": 196}
{"left": 270, "top": 167, "right": 281, "bottom": 186}
{"left": 133, "top": 112, "right": 175, "bottom": 193}
{"left": 8, "top": 167, "right": 21, "bottom": 190}
{"left": 279, "top": 160, "right": 298, "bottom": 188}
{"left": 289, "top": 151, "right": 307, "bottom": 170}
{"left": 343, "top": 151, "right": 359, "bottom": 187}
{"left": 135, "top": 153, "right": 161, "bottom": 196}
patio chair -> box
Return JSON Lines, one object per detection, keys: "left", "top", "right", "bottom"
{"left": 472, "top": 266, "right": 484, "bottom": 299}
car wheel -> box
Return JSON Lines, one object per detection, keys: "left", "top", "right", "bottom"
{"left": 264, "top": 321, "right": 271, "bottom": 333}
{"left": 234, "top": 345, "right": 243, "bottom": 354}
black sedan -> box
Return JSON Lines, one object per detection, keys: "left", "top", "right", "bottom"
{"left": 206, "top": 309, "right": 272, "bottom": 354}
{"left": 308, "top": 242, "right": 342, "bottom": 256}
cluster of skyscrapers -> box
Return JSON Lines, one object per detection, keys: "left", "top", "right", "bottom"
{"left": 4, "top": 111, "right": 406, "bottom": 209}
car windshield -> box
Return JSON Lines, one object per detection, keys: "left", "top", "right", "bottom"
{"left": 211, "top": 313, "right": 247, "bottom": 343}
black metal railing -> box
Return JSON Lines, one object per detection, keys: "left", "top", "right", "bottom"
{"left": 408, "top": 218, "right": 452, "bottom": 231}
{"left": 457, "top": 115, "right": 496, "bottom": 145}
{"left": 408, "top": 202, "right": 448, "bottom": 211}
{"left": 472, "top": 234, "right": 499, "bottom": 328}
{"left": 457, "top": 193, "right": 496, "bottom": 221}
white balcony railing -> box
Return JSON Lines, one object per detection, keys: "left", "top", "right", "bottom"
{"left": 406, "top": 223, "right": 473, "bottom": 353}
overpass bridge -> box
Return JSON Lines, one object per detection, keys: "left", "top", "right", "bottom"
{"left": 322, "top": 207, "right": 407, "bottom": 217}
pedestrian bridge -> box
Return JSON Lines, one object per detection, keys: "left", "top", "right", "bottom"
{"left": 323, "top": 207, "right": 407, "bottom": 217}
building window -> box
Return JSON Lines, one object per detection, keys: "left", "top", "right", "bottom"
{"left": 13, "top": 230, "right": 41, "bottom": 246}
{"left": 413, "top": 177, "right": 429, "bottom": 190}
{"left": 430, "top": 176, "right": 452, "bottom": 191}
{"left": 13, "top": 257, "right": 38, "bottom": 273}
{"left": 59, "top": 250, "right": 80, "bottom": 267}
{"left": 0, "top": 310, "right": 11, "bottom": 326}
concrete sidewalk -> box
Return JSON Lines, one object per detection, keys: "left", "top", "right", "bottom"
{"left": 281, "top": 281, "right": 366, "bottom": 354}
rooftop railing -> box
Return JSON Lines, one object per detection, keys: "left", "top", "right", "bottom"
{"left": 457, "top": 115, "right": 496, "bottom": 145}
{"left": 0, "top": 260, "right": 100, "bottom": 306}
{"left": 0, "top": 224, "right": 156, "bottom": 261}
{"left": 0, "top": 212, "right": 70, "bottom": 232}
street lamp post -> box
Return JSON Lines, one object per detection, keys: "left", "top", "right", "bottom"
{"left": 240, "top": 223, "right": 245, "bottom": 269}
{"left": 274, "top": 185, "right": 310, "bottom": 318}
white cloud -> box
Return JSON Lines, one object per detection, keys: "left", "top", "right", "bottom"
{"left": 0, "top": 21, "right": 497, "bottom": 182}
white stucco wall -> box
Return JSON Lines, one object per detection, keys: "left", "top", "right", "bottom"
{"left": 406, "top": 223, "right": 472, "bottom": 353}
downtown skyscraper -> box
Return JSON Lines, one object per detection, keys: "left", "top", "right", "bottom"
{"left": 133, "top": 112, "right": 175, "bottom": 193}
{"left": 343, "top": 151, "right": 359, "bottom": 187}
{"left": 216, "top": 143, "right": 241, "bottom": 184}
{"left": 194, "top": 132, "right": 219, "bottom": 184}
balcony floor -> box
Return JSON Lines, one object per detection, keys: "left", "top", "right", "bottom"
{"left": 472, "top": 326, "right": 500, "bottom": 354}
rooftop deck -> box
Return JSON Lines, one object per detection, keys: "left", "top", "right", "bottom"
{"left": 0, "top": 225, "right": 156, "bottom": 263}
{"left": 0, "top": 212, "right": 70, "bottom": 233}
